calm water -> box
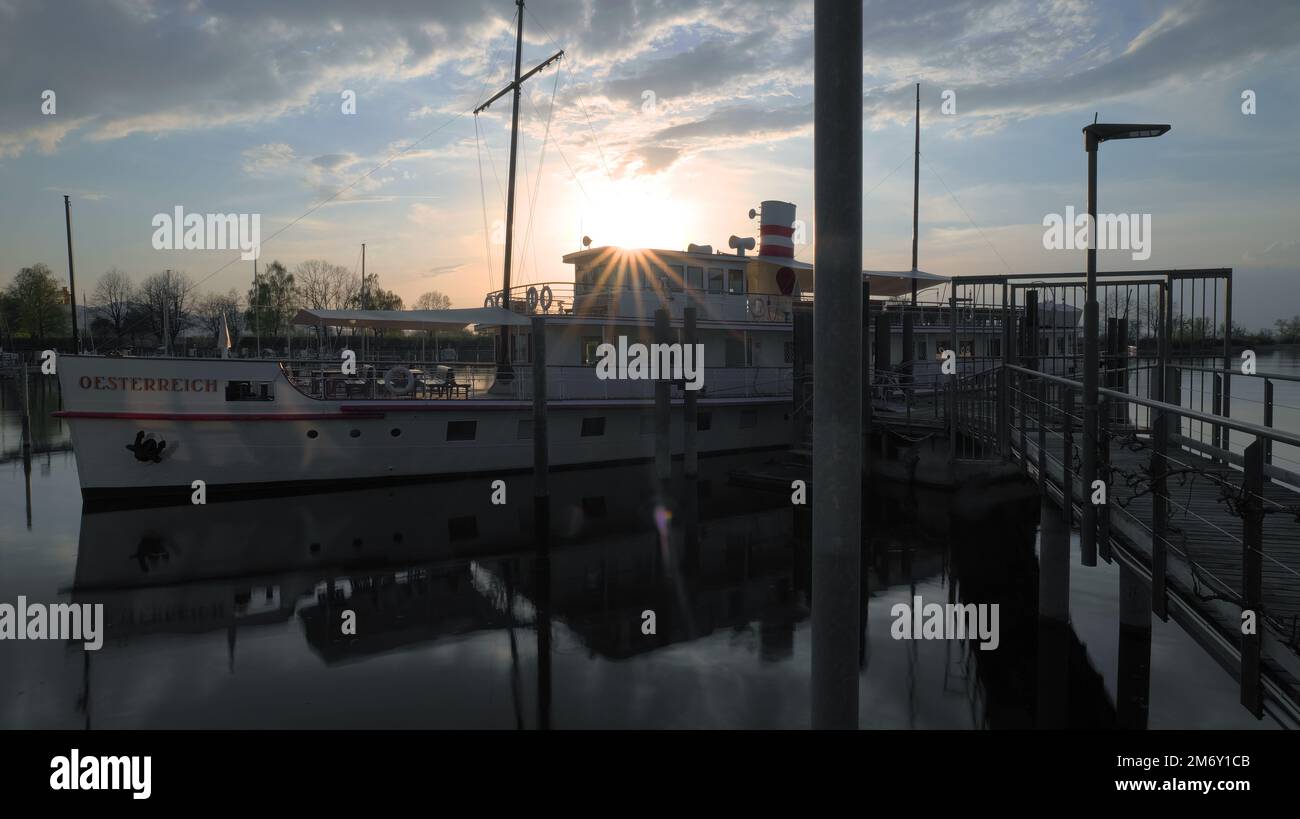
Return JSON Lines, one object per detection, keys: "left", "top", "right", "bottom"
{"left": 1, "top": 356, "right": 1292, "bottom": 729}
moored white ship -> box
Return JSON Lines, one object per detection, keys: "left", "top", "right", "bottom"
{"left": 56, "top": 202, "right": 819, "bottom": 501}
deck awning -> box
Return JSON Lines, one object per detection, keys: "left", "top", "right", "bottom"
{"left": 862, "top": 268, "right": 950, "bottom": 298}
{"left": 292, "top": 307, "right": 531, "bottom": 332}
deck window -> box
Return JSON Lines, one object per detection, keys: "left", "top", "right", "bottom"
{"left": 446, "top": 420, "right": 477, "bottom": 441}
{"left": 582, "top": 335, "right": 604, "bottom": 365}
{"left": 708, "top": 268, "right": 724, "bottom": 293}
{"left": 581, "top": 417, "right": 606, "bottom": 437}
{"left": 225, "top": 380, "right": 274, "bottom": 401}
{"left": 687, "top": 266, "right": 703, "bottom": 290}
{"left": 697, "top": 412, "right": 712, "bottom": 431}
{"left": 915, "top": 340, "right": 927, "bottom": 361}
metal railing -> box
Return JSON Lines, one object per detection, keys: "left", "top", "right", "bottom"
{"left": 485, "top": 281, "right": 800, "bottom": 324}
{"left": 949, "top": 359, "right": 1300, "bottom": 717}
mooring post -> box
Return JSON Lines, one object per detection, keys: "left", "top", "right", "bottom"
{"left": 1241, "top": 439, "right": 1264, "bottom": 718}
{"left": 863, "top": 280, "right": 874, "bottom": 473}
{"left": 1037, "top": 374, "right": 1047, "bottom": 488}
{"left": 654, "top": 307, "right": 671, "bottom": 487}
{"left": 683, "top": 307, "right": 698, "bottom": 478}
{"left": 1039, "top": 497, "right": 1070, "bottom": 622}
{"left": 1081, "top": 137, "right": 1100, "bottom": 570}
{"left": 1062, "top": 388, "right": 1074, "bottom": 528}
{"left": 1098, "top": 393, "right": 1111, "bottom": 562}
{"left": 811, "top": 0, "right": 863, "bottom": 730}
{"left": 1117, "top": 561, "right": 1152, "bottom": 729}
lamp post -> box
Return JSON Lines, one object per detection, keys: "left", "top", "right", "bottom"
{"left": 1080, "top": 122, "right": 1169, "bottom": 565}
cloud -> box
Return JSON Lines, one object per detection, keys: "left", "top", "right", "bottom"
{"left": 241, "top": 143, "right": 297, "bottom": 177}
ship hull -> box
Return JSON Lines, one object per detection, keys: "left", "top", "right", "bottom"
{"left": 55, "top": 355, "right": 792, "bottom": 502}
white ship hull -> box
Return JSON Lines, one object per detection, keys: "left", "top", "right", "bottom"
{"left": 56, "top": 355, "right": 791, "bottom": 502}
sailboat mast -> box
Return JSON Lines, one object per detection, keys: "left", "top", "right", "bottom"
{"left": 911, "top": 82, "right": 920, "bottom": 306}
{"left": 473, "top": 0, "right": 561, "bottom": 380}
{"left": 498, "top": 0, "right": 526, "bottom": 372}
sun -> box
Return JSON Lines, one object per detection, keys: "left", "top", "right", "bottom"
{"left": 580, "top": 176, "right": 693, "bottom": 251}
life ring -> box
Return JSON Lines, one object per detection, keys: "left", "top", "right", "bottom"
{"left": 750, "top": 297, "right": 766, "bottom": 318}
{"left": 384, "top": 366, "right": 414, "bottom": 396}
{"left": 540, "top": 285, "right": 553, "bottom": 311}
{"left": 526, "top": 286, "right": 539, "bottom": 312}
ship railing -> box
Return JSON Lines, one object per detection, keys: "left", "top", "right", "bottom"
{"left": 508, "top": 365, "right": 794, "bottom": 401}
{"left": 282, "top": 359, "right": 499, "bottom": 400}
{"left": 486, "top": 282, "right": 799, "bottom": 324}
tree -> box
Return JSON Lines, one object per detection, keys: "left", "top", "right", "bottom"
{"left": 195, "top": 289, "right": 243, "bottom": 350}
{"left": 91, "top": 267, "right": 136, "bottom": 347}
{"left": 4, "top": 263, "right": 69, "bottom": 346}
{"left": 1274, "top": 315, "right": 1300, "bottom": 344}
{"left": 295, "top": 259, "right": 356, "bottom": 310}
{"left": 139, "top": 270, "right": 195, "bottom": 351}
{"left": 368, "top": 285, "right": 403, "bottom": 311}
{"left": 415, "top": 290, "right": 451, "bottom": 310}
{"left": 246, "top": 261, "right": 297, "bottom": 344}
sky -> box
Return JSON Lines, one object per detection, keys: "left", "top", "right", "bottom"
{"left": 1, "top": 0, "right": 1298, "bottom": 329}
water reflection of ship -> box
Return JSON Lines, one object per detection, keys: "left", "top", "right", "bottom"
{"left": 71, "top": 451, "right": 800, "bottom": 661}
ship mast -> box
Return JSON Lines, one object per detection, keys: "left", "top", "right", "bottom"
{"left": 474, "top": 0, "right": 563, "bottom": 381}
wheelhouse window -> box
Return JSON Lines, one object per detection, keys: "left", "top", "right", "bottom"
{"left": 707, "top": 268, "right": 724, "bottom": 293}
{"left": 225, "top": 380, "right": 274, "bottom": 401}
{"left": 687, "top": 266, "right": 703, "bottom": 290}
{"left": 580, "top": 417, "right": 606, "bottom": 437}
{"left": 727, "top": 269, "right": 745, "bottom": 294}
{"left": 666, "top": 263, "right": 684, "bottom": 292}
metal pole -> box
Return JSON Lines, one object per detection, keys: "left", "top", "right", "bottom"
{"left": 683, "top": 307, "right": 698, "bottom": 478}
{"left": 1152, "top": 280, "right": 1170, "bottom": 620}
{"left": 498, "top": 0, "right": 527, "bottom": 381}
{"left": 654, "top": 308, "right": 671, "bottom": 485}
{"left": 812, "top": 0, "right": 862, "bottom": 730}
{"left": 531, "top": 315, "right": 548, "bottom": 503}
{"left": 63, "top": 195, "right": 79, "bottom": 353}
{"left": 910, "top": 81, "right": 920, "bottom": 307}
{"left": 1081, "top": 136, "right": 1099, "bottom": 567}
{"left": 1240, "top": 439, "right": 1264, "bottom": 717}
{"left": 1222, "top": 272, "right": 1232, "bottom": 457}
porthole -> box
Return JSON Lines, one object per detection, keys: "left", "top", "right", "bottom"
{"left": 390, "top": 428, "right": 401, "bottom": 437}
{"left": 307, "top": 429, "right": 318, "bottom": 439}
{"left": 349, "top": 429, "right": 361, "bottom": 438}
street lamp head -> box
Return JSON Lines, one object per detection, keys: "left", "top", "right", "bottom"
{"left": 1084, "top": 122, "right": 1170, "bottom": 150}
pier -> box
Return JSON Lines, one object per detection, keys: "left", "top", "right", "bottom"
{"left": 861, "top": 266, "right": 1300, "bottom": 725}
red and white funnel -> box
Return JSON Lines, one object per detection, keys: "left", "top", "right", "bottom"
{"left": 757, "top": 200, "right": 796, "bottom": 259}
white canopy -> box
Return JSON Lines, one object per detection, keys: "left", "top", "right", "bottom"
{"left": 862, "top": 268, "right": 950, "bottom": 298}
{"left": 292, "top": 307, "right": 531, "bottom": 332}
